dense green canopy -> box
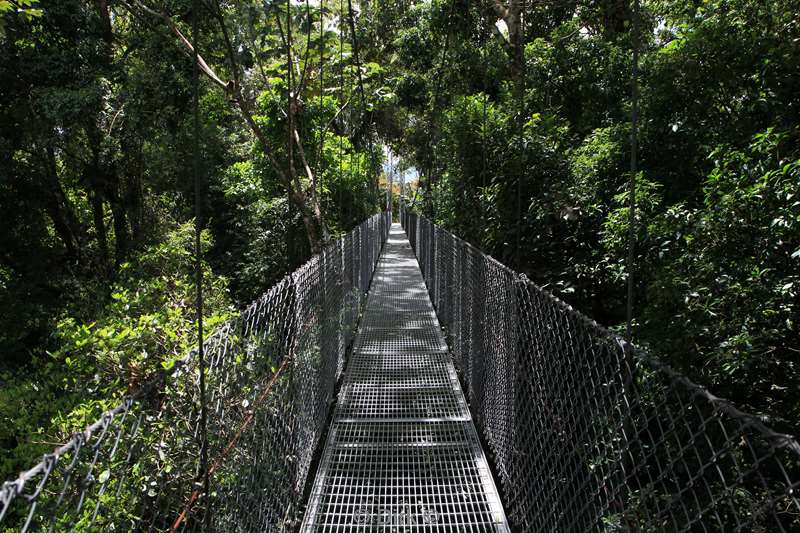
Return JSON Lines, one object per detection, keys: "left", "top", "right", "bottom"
{"left": 1, "top": 0, "right": 798, "bottom": 484}
{"left": 365, "top": 0, "right": 799, "bottom": 437}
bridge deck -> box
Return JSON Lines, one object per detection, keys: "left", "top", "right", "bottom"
{"left": 301, "top": 224, "right": 509, "bottom": 532}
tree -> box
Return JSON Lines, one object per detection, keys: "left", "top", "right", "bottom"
{"left": 121, "top": 0, "right": 378, "bottom": 253}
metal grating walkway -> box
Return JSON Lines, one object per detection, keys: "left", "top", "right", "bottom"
{"left": 301, "top": 224, "right": 509, "bottom": 532}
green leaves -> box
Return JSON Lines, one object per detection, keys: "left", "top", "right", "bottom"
{"left": 46, "top": 220, "right": 232, "bottom": 435}
{"left": 0, "top": 0, "right": 42, "bottom": 36}
{"left": 366, "top": 0, "right": 800, "bottom": 433}
{"left": 633, "top": 126, "right": 800, "bottom": 426}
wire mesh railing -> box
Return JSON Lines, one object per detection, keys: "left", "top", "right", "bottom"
{"left": 0, "top": 212, "right": 391, "bottom": 532}
{"left": 400, "top": 204, "right": 800, "bottom": 532}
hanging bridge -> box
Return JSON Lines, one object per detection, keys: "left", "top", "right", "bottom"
{"left": 1, "top": 208, "right": 799, "bottom": 532}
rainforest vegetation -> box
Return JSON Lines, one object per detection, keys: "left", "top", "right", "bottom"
{"left": 1, "top": 0, "right": 798, "bottom": 488}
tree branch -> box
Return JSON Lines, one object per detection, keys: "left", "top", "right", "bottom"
{"left": 208, "top": 0, "right": 241, "bottom": 91}
{"left": 123, "top": 0, "right": 325, "bottom": 251}
{"left": 122, "top": 1, "right": 227, "bottom": 89}
{"left": 294, "top": 127, "right": 315, "bottom": 194}
{"left": 121, "top": 1, "right": 294, "bottom": 189}
{"left": 296, "top": 0, "right": 315, "bottom": 95}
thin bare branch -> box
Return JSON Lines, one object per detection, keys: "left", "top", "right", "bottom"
{"left": 296, "top": 0, "right": 316, "bottom": 94}
{"left": 294, "top": 127, "right": 316, "bottom": 195}
{"left": 123, "top": 1, "right": 227, "bottom": 89}
{"left": 208, "top": 0, "right": 241, "bottom": 90}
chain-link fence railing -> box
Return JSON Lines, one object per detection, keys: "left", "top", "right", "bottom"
{"left": 401, "top": 204, "right": 800, "bottom": 532}
{"left": 0, "top": 212, "right": 391, "bottom": 532}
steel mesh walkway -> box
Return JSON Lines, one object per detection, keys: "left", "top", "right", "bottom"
{"left": 301, "top": 223, "right": 509, "bottom": 531}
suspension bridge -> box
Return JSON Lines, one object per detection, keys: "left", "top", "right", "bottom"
{"left": 1, "top": 206, "right": 798, "bottom": 531}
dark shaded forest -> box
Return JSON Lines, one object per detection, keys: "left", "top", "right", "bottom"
{"left": 1, "top": 0, "right": 798, "bottom": 491}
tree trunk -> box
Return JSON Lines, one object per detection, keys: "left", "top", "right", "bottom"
{"left": 492, "top": 1, "right": 524, "bottom": 99}
{"left": 96, "top": 0, "right": 112, "bottom": 43}
{"left": 239, "top": 90, "right": 327, "bottom": 254}
{"left": 41, "top": 146, "right": 83, "bottom": 262}
{"left": 85, "top": 121, "right": 130, "bottom": 267}
{"left": 123, "top": 137, "right": 145, "bottom": 246}
{"left": 106, "top": 177, "right": 130, "bottom": 265}
{"left": 90, "top": 188, "right": 109, "bottom": 266}
{"left": 290, "top": 189, "right": 324, "bottom": 254}
{"left": 508, "top": 2, "right": 524, "bottom": 87}
{"left": 92, "top": 0, "right": 130, "bottom": 265}
{"left": 604, "top": 0, "right": 630, "bottom": 39}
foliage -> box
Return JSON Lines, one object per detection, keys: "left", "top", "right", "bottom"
{"left": 369, "top": 0, "right": 800, "bottom": 434}
{"left": 2, "top": 0, "right": 799, "bottom": 512}
{"left": 214, "top": 159, "right": 293, "bottom": 300}
{"left": 0, "top": 221, "right": 233, "bottom": 481}
{"left": 0, "top": 0, "right": 42, "bottom": 35}
{"left": 638, "top": 129, "right": 800, "bottom": 429}
{"left": 0, "top": 0, "right": 382, "bottom": 487}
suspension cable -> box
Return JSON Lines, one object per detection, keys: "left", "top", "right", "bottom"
{"left": 481, "top": 22, "right": 488, "bottom": 239}
{"left": 286, "top": 0, "right": 295, "bottom": 192}
{"left": 318, "top": 0, "right": 324, "bottom": 197}
{"left": 428, "top": 0, "right": 457, "bottom": 218}
{"left": 347, "top": 0, "right": 355, "bottom": 223}
{"left": 515, "top": 0, "right": 526, "bottom": 269}
{"left": 346, "top": 0, "right": 379, "bottom": 201}
{"left": 626, "top": 0, "right": 641, "bottom": 341}
{"left": 338, "top": 0, "right": 345, "bottom": 227}
{"left": 190, "top": 0, "right": 209, "bottom": 527}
